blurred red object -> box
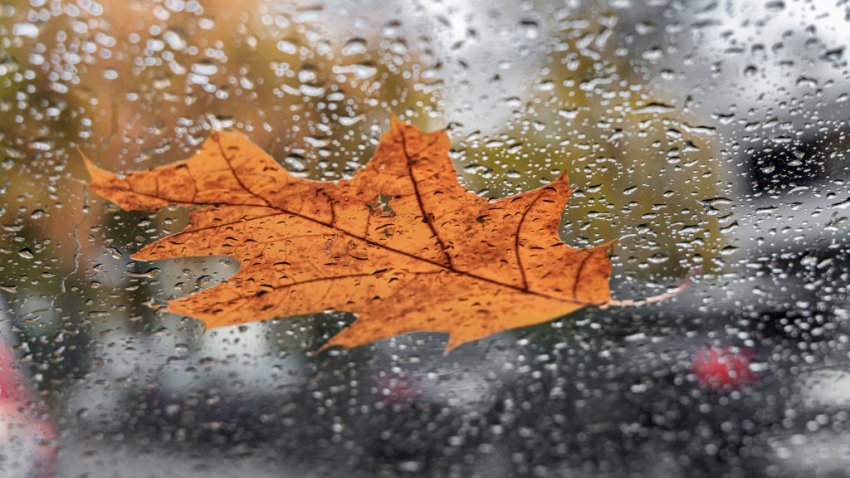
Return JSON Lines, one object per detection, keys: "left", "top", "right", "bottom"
{"left": 0, "top": 339, "right": 56, "bottom": 478}
{"left": 375, "top": 373, "right": 422, "bottom": 405}
{"left": 692, "top": 346, "right": 757, "bottom": 391}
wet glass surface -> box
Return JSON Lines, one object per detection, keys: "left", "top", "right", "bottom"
{"left": 2, "top": 0, "right": 850, "bottom": 476}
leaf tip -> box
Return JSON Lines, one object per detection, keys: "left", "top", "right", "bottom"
{"left": 389, "top": 114, "right": 405, "bottom": 129}
{"left": 548, "top": 170, "right": 571, "bottom": 194}
{"left": 81, "top": 153, "right": 113, "bottom": 185}
{"left": 443, "top": 333, "right": 468, "bottom": 354}
{"left": 128, "top": 250, "right": 147, "bottom": 262}
{"left": 315, "top": 341, "right": 335, "bottom": 354}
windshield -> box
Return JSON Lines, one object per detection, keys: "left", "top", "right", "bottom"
{"left": 2, "top": 1, "right": 850, "bottom": 477}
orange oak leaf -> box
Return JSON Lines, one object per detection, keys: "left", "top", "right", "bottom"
{"left": 85, "top": 118, "right": 613, "bottom": 351}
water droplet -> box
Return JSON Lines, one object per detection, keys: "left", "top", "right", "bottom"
{"left": 164, "top": 28, "right": 187, "bottom": 51}
{"left": 284, "top": 154, "right": 307, "bottom": 172}
{"left": 191, "top": 60, "right": 217, "bottom": 76}
{"left": 632, "top": 102, "right": 675, "bottom": 115}
{"left": 342, "top": 38, "right": 368, "bottom": 56}
{"left": 12, "top": 23, "right": 39, "bottom": 39}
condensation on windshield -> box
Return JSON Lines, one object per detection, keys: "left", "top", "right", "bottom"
{"left": 1, "top": 0, "right": 850, "bottom": 477}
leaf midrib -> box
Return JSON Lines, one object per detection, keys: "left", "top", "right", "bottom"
{"left": 99, "top": 144, "right": 592, "bottom": 305}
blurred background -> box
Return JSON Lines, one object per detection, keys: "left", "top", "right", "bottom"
{"left": 1, "top": 0, "right": 850, "bottom": 476}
